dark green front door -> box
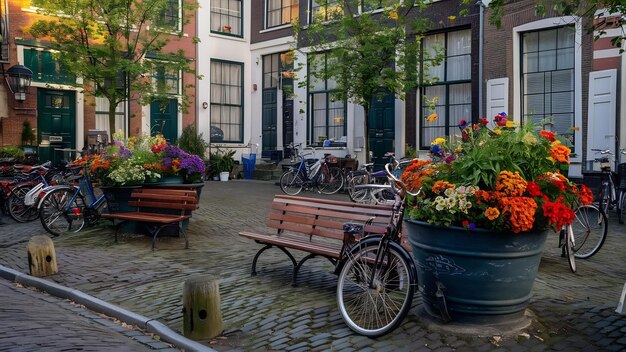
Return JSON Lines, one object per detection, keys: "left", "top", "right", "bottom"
{"left": 37, "top": 89, "right": 76, "bottom": 165}
{"left": 368, "top": 92, "right": 395, "bottom": 170}
{"left": 262, "top": 88, "right": 278, "bottom": 153}
{"left": 150, "top": 99, "right": 178, "bottom": 143}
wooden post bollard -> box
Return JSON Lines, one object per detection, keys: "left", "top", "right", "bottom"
{"left": 27, "top": 235, "right": 58, "bottom": 277}
{"left": 183, "top": 276, "right": 223, "bottom": 340}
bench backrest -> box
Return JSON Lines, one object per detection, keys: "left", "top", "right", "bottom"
{"left": 268, "top": 194, "right": 394, "bottom": 241}
{"left": 129, "top": 188, "right": 198, "bottom": 214}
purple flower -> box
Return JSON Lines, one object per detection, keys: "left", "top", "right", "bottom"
{"left": 458, "top": 119, "right": 470, "bottom": 130}
{"left": 444, "top": 153, "right": 456, "bottom": 164}
{"left": 469, "top": 223, "right": 476, "bottom": 230}
{"left": 118, "top": 146, "right": 131, "bottom": 158}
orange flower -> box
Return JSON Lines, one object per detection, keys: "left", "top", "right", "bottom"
{"left": 499, "top": 196, "right": 537, "bottom": 233}
{"left": 432, "top": 180, "right": 455, "bottom": 194}
{"left": 495, "top": 171, "right": 527, "bottom": 197}
{"left": 578, "top": 184, "right": 594, "bottom": 205}
{"left": 550, "top": 142, "right": 570, "bottom": 164}
{"left": 485, "top": 207, "right": 500, "bottom": 221}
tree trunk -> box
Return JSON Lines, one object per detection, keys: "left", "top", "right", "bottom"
{"left": 182, "top": 276, "right": 223, "bottom": 340}
{"left": 108, "top": 99, "right": 118, "bottom": 142}
{"left": 363, "top": 105, "right": 370, "bottom": 163}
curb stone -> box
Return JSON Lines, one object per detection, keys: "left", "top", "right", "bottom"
{"left": 0, "top": 264, "right": 215, "bottom": 352}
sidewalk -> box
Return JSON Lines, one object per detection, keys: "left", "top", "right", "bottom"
{"left": 0, "top": 179, "right": 625, "bottom": 351}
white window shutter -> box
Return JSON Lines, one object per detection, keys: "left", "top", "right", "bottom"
{"left": 486, "top": 78, "right": 509, "bottom": 127}
{"left": 587, "top": 69, "right": 617, "bottom": 170}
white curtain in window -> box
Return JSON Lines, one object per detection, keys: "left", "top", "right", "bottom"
{"left": 95, "top": 97, "right": 124, "bottom": 135}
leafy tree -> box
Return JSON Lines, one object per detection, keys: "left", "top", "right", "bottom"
{"left": 485, "top": 0, "right": 626, "bottom": 50}
{"left": 27, "top": 0, "right": 198, "bottom": 139}
{"left": 294, "top": 0, "right": 437, "bottom": 162}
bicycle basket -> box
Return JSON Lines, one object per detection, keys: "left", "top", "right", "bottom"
{"left": 599, "top": 157, "right": 611, "bottom": 171}
{"left": 618, "top": 163, "right": 626, "bottom": 189}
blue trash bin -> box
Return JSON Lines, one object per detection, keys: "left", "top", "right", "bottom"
{"left": 242, "top": 153, "right": 256, "bottom": 179}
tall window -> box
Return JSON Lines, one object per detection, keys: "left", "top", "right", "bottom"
{"left": 420, "top": 29, "right": 471, "bottom": 149}
{"left": 153, "top": 65, "right": 180, "bottom": 95}
{"left": 522, "top": 26, "right": 575, "bottom": 145}
{"left": 211, "top": 0, "right": 243, "bottom": 37}
{"left": 157, "top": 0, "right": 182, "bottom": 30}
{"left": 308, "top": 53, "right": 346, "bottom": 143}
{"left": 310, "top": 0, "right": 342, "bottom": 23}
{"left": 210, "top": 60, "right": 243, "bottom": 143}
{"left": 266, "top": 0, "right": 299, "bottom": 28}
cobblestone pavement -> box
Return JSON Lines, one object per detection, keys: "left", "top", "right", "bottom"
{"left": 0, "top": 279, "right": 176, "bottom": 351}
{"left": 1, "top": 179, "right": 625, "bottom": 351}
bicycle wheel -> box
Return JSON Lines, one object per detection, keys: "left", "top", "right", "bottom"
{"left": 318, "top": 166, "right": 344, "bottom": 195}
{"left": 571, "top": 204, "right": 607, "bottom": 259}
{"left": 337, "top": 243, "right": 414, "bottom": 337}
{"left": 564, "top": 225, "right": 576, "bottom": 273}
{"left": 7, "top": 184, "right": 39, "bottom": 222}
{"left": 39, "top": 188, "right": 86, "bottom": 236}
{"left": 279, "top": 170, "right": 303, "bottom": 195}
{"left": 347, "top": 174, "right": 371, "bottom": 203}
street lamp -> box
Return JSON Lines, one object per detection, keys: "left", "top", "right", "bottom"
{"left": 5, "top": 64, "right": 33, "bottom": 101}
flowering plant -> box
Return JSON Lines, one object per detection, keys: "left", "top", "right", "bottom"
{"left": 72, "top": 131, "right": 206, "bottom": 186}
{"left": 402, "top": 113, "right": 593, "bottom": 233}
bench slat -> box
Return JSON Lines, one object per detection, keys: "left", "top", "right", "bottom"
{"left": 102, "top": 212, "right": 190, "bottom": 223}
{"left": 239, "top": 231, "right": 342, "bottom": 259}
{"left": 128, "top": 201, "right": 197, "bottom": 210}
{"left": 274, "top": 194, "right": 392, "bottom": 212}
{"left": 272, "top": 197, "right": 393, "bottom": 218}
{"left": 270, "top": 203, "right": 391, "bottom": 224}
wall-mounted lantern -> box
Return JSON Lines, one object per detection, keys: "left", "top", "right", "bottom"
{"left": 6, "top": 64, "right": 33, "bottom": 101}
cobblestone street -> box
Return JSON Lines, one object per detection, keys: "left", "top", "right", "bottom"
{"left": 1, "top": 179, "right": 625, "bottom": 351}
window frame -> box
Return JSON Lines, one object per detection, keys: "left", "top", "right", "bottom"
{"left": 210, "top": 59, "right": 244, "bottom": 144}
{"left": 307, "top": 52, "right": 347, "bottom": 144}
{"left": 265, "top": 0, "right": 299, "bottom": 29}
{"left": 156, "top": 0, "right": 183, "bottom": 32}
{"left": 418, "top": 29, "right": 472, "bottom": 150}
{"left": 520, "top": 26, "right": 575, "bottom": 147}
{"left": 210, "top": 0, "right": 244, "bottom": 38}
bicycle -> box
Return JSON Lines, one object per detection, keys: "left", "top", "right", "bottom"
{"left": 346, "top": 152, "right": 410, "bottom": 205}
{"left": 279, "top": 143, "right": 344, "bottom": 195}
{"left": 37, "top": 165, "right": 108, "bottom": 236}
{"left": 336, "top": 162, "right": 417, "bottom": 337}
{"left": 558, "top": 201, "right": 608, "bottom": 273}
{"left": 588, "top": 148, "right": 626, "bottom": 223}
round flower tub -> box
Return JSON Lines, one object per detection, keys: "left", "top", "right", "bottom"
{"left": 405, "top": 219, "right": 548, "bottom": 324}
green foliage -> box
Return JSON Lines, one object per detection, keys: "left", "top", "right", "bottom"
{"left": 27, "top": 0, "right": 198, "bottom": 139}
{"left": 176, "top": 125, "right": 208, "bottom": 159}
{"left": 21, "top": 121, "right": 36, "bottom": 146}
{"left": 211, "top": 147, "right": 236, "bottom": 173}
{"left": 404, "top": 144, "right": 417, "bottom": 159}
{"left": 0, "top": 146, "right": 25, "bottom": 158}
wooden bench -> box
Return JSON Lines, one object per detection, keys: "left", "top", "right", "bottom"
{"left": 239, "top": 194, "right": 394, "bottom": 285}
{"left": 101, "top": 188, "right": 198, "bottom": 250}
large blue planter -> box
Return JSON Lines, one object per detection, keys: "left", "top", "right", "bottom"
{"left": 405, "top": 219, "right": 548, "bottom": 324}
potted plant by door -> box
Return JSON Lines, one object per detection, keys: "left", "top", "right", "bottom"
{"left": 214, "top": 148, "right": 235, "bottom": 181}
{"left": 399, "top": 113, "right": 594, "bottom": 326}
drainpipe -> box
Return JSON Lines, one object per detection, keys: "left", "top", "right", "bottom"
{"left": 478, "top": 0, "right": 487, "bottom": 119}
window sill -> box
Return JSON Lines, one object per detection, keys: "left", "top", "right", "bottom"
{"left": 209, "top": 32, "right": 246, "bottom": 42}
{"left": 260, "top": 24, "right": 293, "bottom": 33}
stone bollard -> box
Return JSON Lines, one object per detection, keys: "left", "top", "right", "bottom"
{"left": 182, "top": 276, "right": 223, "bottom": 340}
{"left": 27, "top": 235, "right": 58, "bottom": 277}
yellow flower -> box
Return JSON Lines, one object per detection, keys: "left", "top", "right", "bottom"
{"left": 522, "top": 132, "right": 537, "bottom": 144}
{"left": 505, "top": 120, "right": 515, "bottom": 128}
{"left": 431, "top": 137, "right": 446, "bottom": 145}
{"left": 493, "top": 129, "right": 502, "bottom": 135}
{"left": 426, "top": 113, "right": 438, "bottom": 122}
{"left": 570, "top": 126, "right": 580, "bottom": 131}
{"left": 389, "top": 10, "right": 398, "bottom": 20}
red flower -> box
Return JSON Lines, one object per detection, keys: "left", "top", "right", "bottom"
{"left": 478, "top": 117, "right": 488, "bottom": 126}
{"left": 540, "top": 130, "right": 556, "bottom": 142}
{"left": 526, "top": 181, "right": 542, "bottom": 197}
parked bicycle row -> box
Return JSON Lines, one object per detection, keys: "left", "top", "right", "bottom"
{"left": 0, "top": 160, "right": 107, "bottom": 237}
